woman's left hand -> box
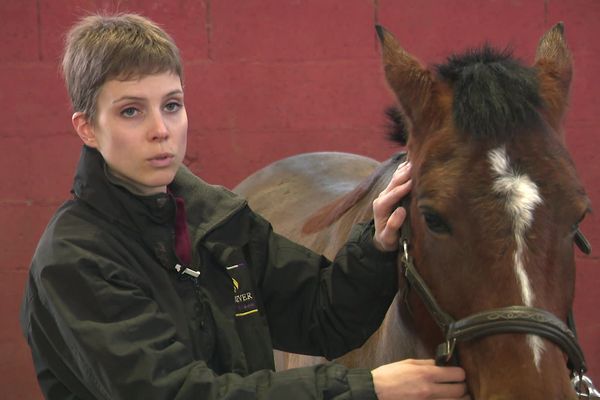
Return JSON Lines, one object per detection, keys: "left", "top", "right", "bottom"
{"left": 372, "top": 160, "right": 412, "bottom": 252}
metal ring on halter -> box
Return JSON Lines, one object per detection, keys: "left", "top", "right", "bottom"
{"left": 572, "top": 374, "right": 600, "bottom": 399}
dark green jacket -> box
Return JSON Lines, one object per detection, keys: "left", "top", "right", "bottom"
{"left": 20, "top": 146, "right": 398, "bottom": 400}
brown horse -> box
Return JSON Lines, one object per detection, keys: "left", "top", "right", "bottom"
{"left": 234, "top": 24, "right": 595, "bottom": 399}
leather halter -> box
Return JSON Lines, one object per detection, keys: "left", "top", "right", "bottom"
{"left": 398, "top": 197, "right": 589, "bottom": 377}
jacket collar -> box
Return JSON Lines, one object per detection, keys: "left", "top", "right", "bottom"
{"left": 72, "top": 146, "right": 247, "bottom": 239}
{"left": 169, "top": 162, "right": 247, "bottom": 240}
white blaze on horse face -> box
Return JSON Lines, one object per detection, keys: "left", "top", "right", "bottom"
{"left": 488, "top": 146, "right": 545, "bottom": 370}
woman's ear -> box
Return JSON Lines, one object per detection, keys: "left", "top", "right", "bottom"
{"left": 72, "top": 112, "right": 99, "bottom": 148}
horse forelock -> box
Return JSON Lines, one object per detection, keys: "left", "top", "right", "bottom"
{"left": 435, "top": 45, "right": 544, "bottom": 140}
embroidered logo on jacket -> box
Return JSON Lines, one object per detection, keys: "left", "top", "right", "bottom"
{"left": 226, "top": 263, "right": 258, "bottom": 317}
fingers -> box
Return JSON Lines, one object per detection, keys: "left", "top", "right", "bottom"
{"left": 403, "top": 359, "right": 466, "bottom": 385}
{"left": 374, "top": 181, "right": 412, "bottom": 218}
{"left": 379, "top": 160, "right": 412, "bottom": 198}
{"left": 431, "top": 382, "right": 468, "bottom": 399}
{"left": 403, "top": 358, "right": 435, "bottom": 366}
{"left": 372, "top": 161, "right": 412, "bottom": 251}
{"left": 403, "top": 360, "right": 468, "bottom": 399}
{"left": 385, "top": 205, "right": 407, "bottom": 234}
{"left": 429, "top": 365, "right": 468, "bottom": 399}
{"left": 371, "top": 359, "right": 469, "bottom": 400}
{"left": 431, "top": 366, "right": 467, "bottom": 383}
{"left": 374, "top": 162, "right": 412, "bottom": 216}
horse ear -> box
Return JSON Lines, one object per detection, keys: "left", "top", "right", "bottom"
{"left": 534, "top": 22, "right": 572, "bottom": 129}
{"left": 375, "top": 25, "right": 436, "bottom": 134}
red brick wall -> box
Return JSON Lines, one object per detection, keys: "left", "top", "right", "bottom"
{"left": 1, "top": 1, "right": 598, "bottom": 398}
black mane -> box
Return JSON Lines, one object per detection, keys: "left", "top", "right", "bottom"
{"left": 435, "top": 45, "right": 543, "bottom": 139}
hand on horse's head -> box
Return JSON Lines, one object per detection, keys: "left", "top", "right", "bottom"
{"left": 373, "top": 161, "right": 412, "bottom": 252}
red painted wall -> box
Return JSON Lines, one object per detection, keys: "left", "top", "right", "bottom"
{"left": 1, "top": 1, "right": 598, "bottom": 398}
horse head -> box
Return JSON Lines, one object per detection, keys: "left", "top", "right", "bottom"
{"left": 377, "top": 23, "right": 591, "bottom": 399}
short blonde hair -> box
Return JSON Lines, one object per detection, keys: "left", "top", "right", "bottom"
{"left": 62, "top": 13, "right": 183, "bottom": 123}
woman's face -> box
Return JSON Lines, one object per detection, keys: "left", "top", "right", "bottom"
{"left": 84, "top": 72, "right": 188, "bottom": 195}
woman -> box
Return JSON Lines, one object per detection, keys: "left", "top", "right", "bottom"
{"left": 20, "top": 13, "right": 468, "bottom": 400}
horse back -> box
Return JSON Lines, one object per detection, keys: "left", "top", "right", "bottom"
{"left": 234, "top": 152, "right": 380, "bottom": 258}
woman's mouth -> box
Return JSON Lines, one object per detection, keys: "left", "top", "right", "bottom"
{"left": 148, "top": 153, "right": 175, "bottom": 168}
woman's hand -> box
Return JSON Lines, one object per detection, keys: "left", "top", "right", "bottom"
{"left": 371, "top": 359, "right": 470, "bottom": 400}
{"left": 372, "top": 160, "right": 412, "bottom": 252}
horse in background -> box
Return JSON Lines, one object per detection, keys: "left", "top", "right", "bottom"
{"left": 234, "top": 23, "right": 595, "bottom": 399}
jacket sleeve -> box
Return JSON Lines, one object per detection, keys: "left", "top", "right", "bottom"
{"left": 244, "top": 210, "right": 399, "bottom": 359}
{"left": 22, "top": 235, "right": 379, "bottom": 400}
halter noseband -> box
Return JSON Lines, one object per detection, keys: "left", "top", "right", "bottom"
{"left": 397, "top": 195, "right": 596, "bottom": 397}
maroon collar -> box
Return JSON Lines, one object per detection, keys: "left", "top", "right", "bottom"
{"left": 172, "top": 194, "right": 192, "bottom": 266}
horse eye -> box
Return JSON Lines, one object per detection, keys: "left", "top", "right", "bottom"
{"left": 423, "top": 212, "right": 451, "bottom": 234}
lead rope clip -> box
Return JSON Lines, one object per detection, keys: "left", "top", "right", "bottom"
{"left": 572, "top": 373, "right": 600, "bottom": 399}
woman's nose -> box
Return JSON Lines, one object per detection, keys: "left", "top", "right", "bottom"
{"left": 149, "top": 111, "right": 169, "bottom": 141}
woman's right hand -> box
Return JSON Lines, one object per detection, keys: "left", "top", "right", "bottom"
{"left": 371, "top": 359, "right": 470, "bottom": 399}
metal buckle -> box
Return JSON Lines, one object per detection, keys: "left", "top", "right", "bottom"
{"left": 572, "top": 373, "right": 600, "bottom": 399}
{"left": 435, "top": 338, "right": 457, "bottom": 366}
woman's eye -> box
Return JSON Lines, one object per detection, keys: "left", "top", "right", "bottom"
{"left": 120, "top": 107, "right": 139, "bottom": 118}
{"left": 164, "top": 102, "right": 181, "bottom": 113}
{"left": 423, "top": 212, "right": 451, "bottom": 234}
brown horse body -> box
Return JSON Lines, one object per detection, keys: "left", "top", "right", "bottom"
{"left": 234, "top": 24, "right": 592, "bottom": 399}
